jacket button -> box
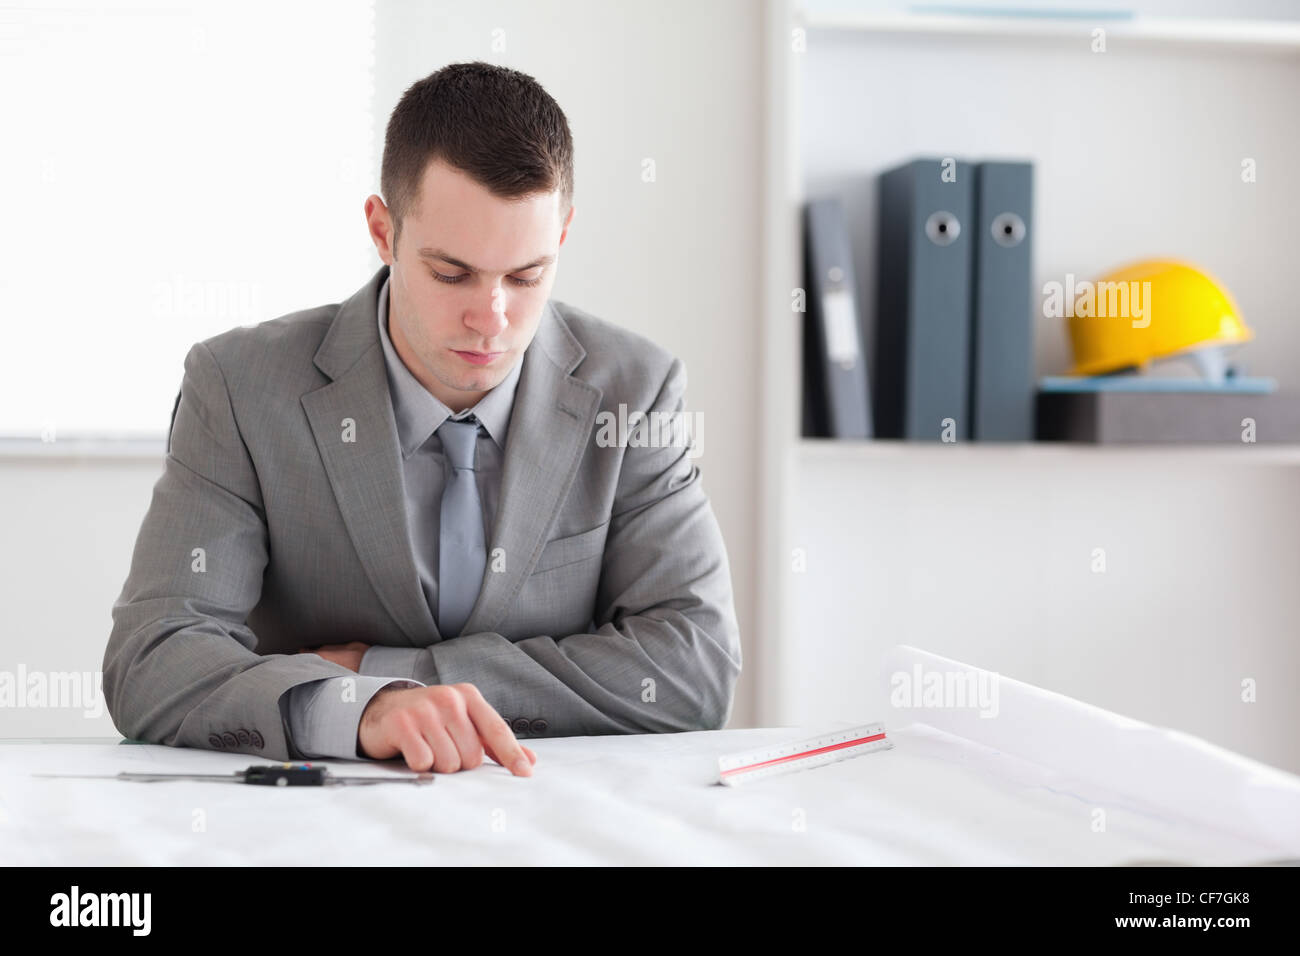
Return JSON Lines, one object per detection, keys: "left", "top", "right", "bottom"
{"left": 208, "top": 734, "right": 225, "bottom": 750}
{"left": 249, "top": 730, "right": 265, "bottom": 750}
{"left": 511, "top": 718, "right": 531, "bottom": 735}
{"left": 530, "top": 719, "right": 548, "bottom": 735}
{"left": 221, "top": 732, "right": 238, "bottom": 749}
{"left": 235, "top": 729, "right": 251, "bottom": 747}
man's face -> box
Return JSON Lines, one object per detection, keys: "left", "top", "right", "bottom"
{"left": 366, "top": 158, "right": 573, "bottom": 412}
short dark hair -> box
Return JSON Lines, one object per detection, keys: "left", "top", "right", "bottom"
{"left": 380, "top": 61, "right": 574, "bottom": 251}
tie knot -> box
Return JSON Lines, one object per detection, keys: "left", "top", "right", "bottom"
{"left": 438, "top": 416, "right": 480, "bottom": 470}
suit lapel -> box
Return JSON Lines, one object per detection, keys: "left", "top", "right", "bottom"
{"left": 301, "top": 265, "right": 437, "bottom": 647}
{"left": 300, "top": 265, "right": 602, "bottom": 648}
{"left": 460, "top": 300, "right": 602, "bottom": 636}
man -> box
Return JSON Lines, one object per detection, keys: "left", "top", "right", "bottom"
{"left": 102, "top": 61, "right": 741, "bottom": 776}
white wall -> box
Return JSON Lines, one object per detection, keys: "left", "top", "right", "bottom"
{"left": 0, "top": 449, "right": 165, "bottom": 736}
{"left": 789, "top": 444, "right": 1300, "bottom": 773}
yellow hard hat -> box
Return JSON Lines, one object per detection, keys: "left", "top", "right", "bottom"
{"left": 1067, "top": 259, "right": 1252, "bottom": 376}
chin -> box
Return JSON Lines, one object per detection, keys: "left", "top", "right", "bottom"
{"left": 455, "top": 371, "right": 497, "bottom": 391}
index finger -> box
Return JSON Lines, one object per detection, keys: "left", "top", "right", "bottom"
{"left": 464, "top": 690, "right": 533, "bottom": 776}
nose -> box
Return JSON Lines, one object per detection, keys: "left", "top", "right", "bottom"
{"left": 463, "top": 284, "right": 510, "bottom": 341}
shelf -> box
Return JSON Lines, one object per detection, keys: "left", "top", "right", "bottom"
{"left": 795, "top": 9, "right": 1300, "bottom": 52}
{"left": 798, "top": 436, "right": 1300, "bottom": 464}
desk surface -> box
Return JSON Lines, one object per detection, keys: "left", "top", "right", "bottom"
{"left": 1, "top": 723, "right": 1292, "bottom": 866}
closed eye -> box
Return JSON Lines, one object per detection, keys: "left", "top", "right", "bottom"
{"left": 431, "top": 270, "right": 542, "bottom": 288}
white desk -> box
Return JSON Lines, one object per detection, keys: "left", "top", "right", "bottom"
{"left": 1, "top": 718, "right": 1293, "bottom": 866}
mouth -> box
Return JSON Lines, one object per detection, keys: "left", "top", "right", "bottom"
{"left": 452, "top": 349, "right": 505, "bottom": 366}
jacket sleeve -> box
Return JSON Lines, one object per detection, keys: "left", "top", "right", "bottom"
{"left": 102, "top": 341, "right": 359, "bottom": 761}
{"left": 356, "top": 356, "right": 743, "bottom": 736}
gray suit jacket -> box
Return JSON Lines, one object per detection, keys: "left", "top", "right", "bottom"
{"left": 103, "top": 264, "right": 742, "bottom": 761}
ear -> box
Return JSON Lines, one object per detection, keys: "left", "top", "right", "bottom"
{"left": 365, "top": 194, "right": 397, "bottom": 264}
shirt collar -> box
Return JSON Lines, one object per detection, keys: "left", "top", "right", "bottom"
{"left": 376, "top": 274, "right": 523, "bottom": 459}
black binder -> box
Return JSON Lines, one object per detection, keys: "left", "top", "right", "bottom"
{"left": 970, "top": 161, "right": 1035, "bottom": 440}
{"left": 802, "top": 197, "right": 872, "bottom": 438}
{"left": 875, "top": 158, "right": 974, "bottom": 440}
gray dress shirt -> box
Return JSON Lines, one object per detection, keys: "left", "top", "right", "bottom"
{"left": 285, "top": 274, "right": 523, "bottom": 759}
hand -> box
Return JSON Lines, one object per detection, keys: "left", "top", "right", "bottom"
{"left": 358, "top": 683, "right": 537, "bottom": 775}
{"left": 298, "top": 640, "right": 369, "bottom": 673}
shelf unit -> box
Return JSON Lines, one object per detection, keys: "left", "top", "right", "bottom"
{"left": 757, "top": 0, "right": 1300, "bottom": 727}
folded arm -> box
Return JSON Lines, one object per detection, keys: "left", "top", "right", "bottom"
{"left": 356, "top": 357, "right": 742, "bottom": 737}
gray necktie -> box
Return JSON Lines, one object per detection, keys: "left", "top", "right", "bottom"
{"left": 437, "top": 416, "right": 486, "bottom": 637}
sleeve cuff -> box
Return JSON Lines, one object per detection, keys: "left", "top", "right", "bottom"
{"left": 287, "top": 675, "right": 423, "bottom": 760}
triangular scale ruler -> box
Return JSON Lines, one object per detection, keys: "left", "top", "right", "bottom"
{"left": 717, "top": 722, "right": 892, "bottom": 786}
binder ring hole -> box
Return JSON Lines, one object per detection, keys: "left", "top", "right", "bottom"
{"left": 925, "top": 211, "right": 960, "bottom": 246}
{"left": 991, "top": 212, "right": 1026, "bottom": 248}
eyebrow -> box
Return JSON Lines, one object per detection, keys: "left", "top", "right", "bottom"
{"left": 416, "top": 248, "right": 555, "bottom": 274}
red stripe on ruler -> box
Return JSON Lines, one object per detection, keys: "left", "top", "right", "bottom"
{"left": 720, "top": 732, "right": 886, "bottom": 777}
